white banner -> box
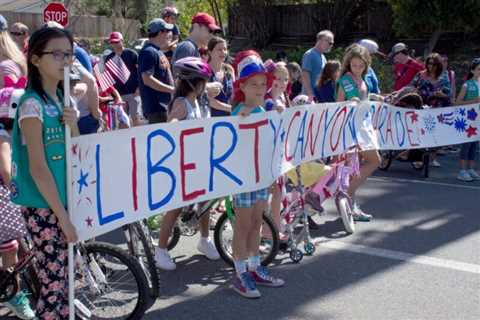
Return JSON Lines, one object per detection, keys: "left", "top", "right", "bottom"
{"left": 70, "top": 102, "right": 479, "bottom": 241}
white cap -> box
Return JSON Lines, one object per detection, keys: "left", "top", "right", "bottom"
{"left": 358, "top": 39, "right": 379, "bottom": 55}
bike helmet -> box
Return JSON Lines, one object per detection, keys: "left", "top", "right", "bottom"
{"left": 173, "top": 57, "right": 212, "bottom": 80}
{"left": 292, "top": 94, "right": 310, "bottom": 106}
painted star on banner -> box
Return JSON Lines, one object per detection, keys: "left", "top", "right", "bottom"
{"left": 85, "top": 216, "right": 93, "bottom": 227}
{"left": 466, "top": 125, "right": 477, "bottom": 138}
{"left": 467, "top": 108, "right": 478, "bottom": 121}
{"left": 77, "top": 169, "right": 89, "bottom": 194}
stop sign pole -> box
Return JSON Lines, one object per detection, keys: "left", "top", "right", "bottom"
{"left": 43, "top": 2, "right": 69, "bottom": 27}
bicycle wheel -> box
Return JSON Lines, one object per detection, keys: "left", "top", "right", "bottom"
{"left": 378, "top": 150, "right": 393, "bottom": 170}
{"left": 336, "top": 193, "right": 355, "bottom": 234}
{"left": 127, "top": 222, "right": 159, "bottom": 299}
{"left": 76, "top": 241, "right": 149, "bottom": 320}
{"left": 167, "top": 226, "right": 181, "bottom": 251}
{"left": 214, "top": 212, "right": 279, "bottom": 267}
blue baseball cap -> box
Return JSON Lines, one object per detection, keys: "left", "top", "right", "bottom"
{"left": 147, "top": 18, "right": 174, "bottom": 34}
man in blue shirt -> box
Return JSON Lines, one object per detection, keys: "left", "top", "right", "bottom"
{"left": 138, "top": 19, "right": 175, "bottom": 124}
{"left": 301, "top": 30, "right": 334, "bottom": 101}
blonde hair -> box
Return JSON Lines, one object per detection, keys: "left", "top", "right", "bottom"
{"left": 341, "top": 45, "right": 370, "bottom": 77}
{"left": 0, "top": 31, "right": 27, "bottom": 75}
{"left": 273, "top": 61, "right": 289, "bottom": 79}
{"left": 11, "top": 22, "right": 29, "bottom": 34}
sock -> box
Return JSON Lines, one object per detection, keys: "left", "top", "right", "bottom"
{"left": 234, "top": 260, "right": 247, "bottom": 276}
{"left": 247, "top": 255, "right": 261, "bottom": 272}
{"left": 156, "top": 247, "right": 168, "bottom": 254}
{"left": 200, "top": 236, "right": 209, "bottom": 244}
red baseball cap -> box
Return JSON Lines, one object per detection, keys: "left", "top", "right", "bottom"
{"left": 191, "top": 12, "right": 220, "bottom": 31}
{"left": 109, "top": 32, "right": 123, "bottom": 44}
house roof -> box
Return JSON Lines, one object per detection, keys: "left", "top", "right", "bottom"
{"left": 0, "top": 0, "right": 48, "bottom": 13}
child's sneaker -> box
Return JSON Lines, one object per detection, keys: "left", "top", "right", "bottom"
{"left": 4, "top": 290, "right": 36, "bottom": 320}
{"left": 250, "top": 266, "right": 285, "bottom": 287}
{"left": 467, "top": 169, "right": 480, "bottom": 180}
{"left": 197, "top": 238, "right": 220, "bottom": 260}
{"left": 154, "top": 247, "right": 176, "bottom": 270}
{"left": 352, "top": 204, "right": 373, "bottom": 222}
{"left": 232, "top": 272, "right": 261, "bottom": 299}
{"left": 457, "top": 170, "right": 473, "bottom": 182}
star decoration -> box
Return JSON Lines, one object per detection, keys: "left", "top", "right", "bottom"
{"left": 85, "top": 216, "right": 93, "bottom": 227}
{"left": 437, "top": 114, "right": 444, "bottom": 123}
{"left": 454, "top": 118, "right": 467, "bottom": 132}
{"left": 410, "top": 112, "right": 418, "bottom": 123}
{"left": 467, "top": 108, "right": 478, "bottom": 121}
{"left": 458, "top": 108, "right": 466, "bottom": 117}
{"left": 466, "top": 125, "right": 477, "bottom": 138}
{"left": 421, "top": 128, "right": 425, "bottom": 135}
{"left": 77, "top": 169, "right": 89, "bottom": 194}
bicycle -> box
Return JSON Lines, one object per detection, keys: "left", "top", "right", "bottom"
{"left": 0, "top": 239, "right": 150, "bottom": 320}
{"left": 123, "top": 221, "right": 159, "bottom": 299}
{"left": 146, "top": 197, "right": 280, "bottom": 267}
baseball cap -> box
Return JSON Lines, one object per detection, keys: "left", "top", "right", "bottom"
{"left": 0, "top": 14, "right": 8, "bottom": 32}
{"left": 147, "top": 18, "right": 174, "bottom": 34}
{"left": 109, "top": 32, "right": 123, "bottom": 43}
{"left": 191, "top": 12, "right": 221, "bottom": 31}
{"left": 389, "top": 43, "right": 408, "bottom": 58}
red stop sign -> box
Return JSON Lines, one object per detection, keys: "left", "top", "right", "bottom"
{"left": 43, "top": 2, "right": 69, "bottom": 27}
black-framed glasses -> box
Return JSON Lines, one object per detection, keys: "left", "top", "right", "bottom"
{"left": 10, "top": 31, "right": 25, "bottom": 36}
{"left": 41, "top": 50, "right": 74, "bottom": 61}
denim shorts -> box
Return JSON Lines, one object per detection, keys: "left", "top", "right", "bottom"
{"left": 233, "top": 188, "right": 269, "bottom": 208}
{"left": 459, "top": 142, "right": 479, "bottom": 161}
{"left": 78, "top": 114, "right": 99, "bottom": 135}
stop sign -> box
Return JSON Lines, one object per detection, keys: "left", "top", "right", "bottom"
{"left": 43, "top": 2, "right": 69, "bottom": 27}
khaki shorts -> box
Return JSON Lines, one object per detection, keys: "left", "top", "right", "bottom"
{"left": 122, "top": 94, "right": 142, "bottom": 118}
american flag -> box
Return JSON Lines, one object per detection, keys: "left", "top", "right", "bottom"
{"left": 93, "top": 63, "right": 116, "bottom": 92}
{"left": 105, "top": 56, "right": 131, "bottom": 84}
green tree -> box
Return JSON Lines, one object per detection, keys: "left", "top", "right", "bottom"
{"left": 387, "top": 0, "right": 480, "bottom": 56}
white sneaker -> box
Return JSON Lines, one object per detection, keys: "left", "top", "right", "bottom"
{"left": 431, "top": 159, "right": 441, "bottom": 167}
{"left": 197, "top": 238, "right": 220, "bottom": 260}
{"left": 467, "top": 169, "right": 480, "bottom": 180}
{"left": 154, "top": 247, "right": 176, "bottom": 270}
{"left": 457, "top": 170, "right": 473, "bottom": 182}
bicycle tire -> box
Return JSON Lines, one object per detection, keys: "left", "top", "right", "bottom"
{"left": 214, "top": 211, "right": 280, "bottom": 267}
{"left": 130, "top": 222, "right": 160, "bottom": 299}
{"left": 167, "top": 226, "right": 181, "bottom": 251}
{"left": 336, "top": 194, "right": 355, "bottom": 234}
{"left": 80, "top": 241, "right": 149, "bottom": 320}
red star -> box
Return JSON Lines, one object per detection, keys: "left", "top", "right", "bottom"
{"left": 85, "top": 216, "right": 93, "bottom": 227}
{"left": 466, "top": 125, "right": 477, "bottom": 138}
{"left": 72, "top": 144, "right": 78, "bottom": 155}
{"left": 410, "top": 112, "right": 418, "bottom": 123}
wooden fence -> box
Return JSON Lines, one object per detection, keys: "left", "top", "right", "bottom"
{"left": 0, "top": 11, "right": 141, "bottom": 40}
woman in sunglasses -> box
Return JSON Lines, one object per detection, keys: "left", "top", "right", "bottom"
{"left": 10, "top": 22, "right": 29, "bottom": 54}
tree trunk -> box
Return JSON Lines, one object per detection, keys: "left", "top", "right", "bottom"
{"left": 424, "top": 29, "right": 442, "bottom": 57}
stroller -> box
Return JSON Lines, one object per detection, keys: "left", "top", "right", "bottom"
{"left": 379, "top": 87, "right": 432, "bottom": 178}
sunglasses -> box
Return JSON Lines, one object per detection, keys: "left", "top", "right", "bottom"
{"left": 41, "top": 50, "right": 74, "bottom": 62}
{"left": 10, "top": 31, "right": 25, "bottom": 36}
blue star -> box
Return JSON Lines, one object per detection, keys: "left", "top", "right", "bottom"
{"left": 458, "top": 108, "right": 466, "bottom": 117}
{"left": 467, "top": 108, "right": 478, "bottom": 121}
{"left": 454, "top": 118, "right": 467, "bottom": 132}
{"left": 77, "top": 169, "right": 89, "bottom": 194}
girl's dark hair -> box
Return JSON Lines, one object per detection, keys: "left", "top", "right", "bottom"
{"left": 27, "top": 27, "right": 74, "bottom": 102}
{"left": 207, "top": 36, "right": 227, "bottom": 62}
{"left": 317, "top": 60, "right": 340, "bottom": 87}
{"left": 467, "top": 58, "right": 480, "bottom": 80}
{"left": 425, "top": 53, "right": 443, "bottom": 79}
{"left": 168, "top": 77, "right": 206, "bottom": 112}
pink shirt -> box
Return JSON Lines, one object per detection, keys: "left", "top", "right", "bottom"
{"left": 0, "top": 59, "right": 22, "bottom": 89}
